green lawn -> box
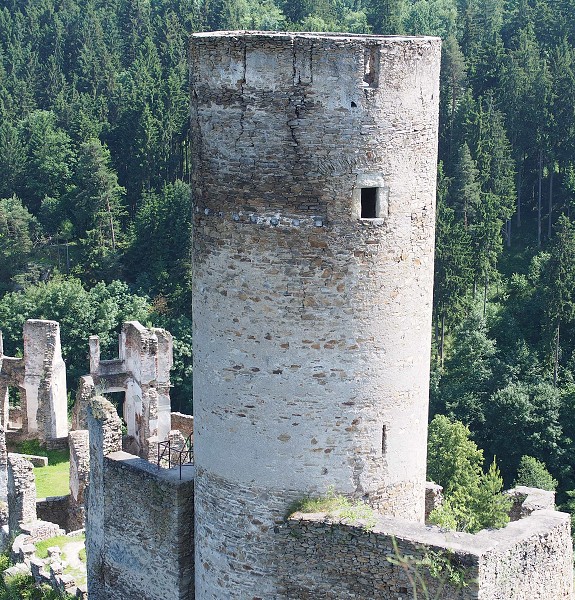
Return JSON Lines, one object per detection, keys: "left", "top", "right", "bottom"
{"left": 15, "top": 440, "right": 70, "bottom": 498}
{"left": 34, "top": 533, "right": 84, "bottom": 559}
{"left": 34, "top": 456, "right": 70, "bottom": 498}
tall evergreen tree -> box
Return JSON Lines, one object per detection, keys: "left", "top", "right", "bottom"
{"left": 71, "top": 138, "right": 126, "bottom": 283}
{"left": 544, "top": 215, "right": 575, "bottom": 384}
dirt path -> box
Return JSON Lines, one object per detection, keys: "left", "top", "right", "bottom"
{"left": 62, "top": 539, "right": 85, "bottom": 573}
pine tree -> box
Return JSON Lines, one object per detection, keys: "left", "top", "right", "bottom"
{"left": 71, "top": 139, "right": 126, "bottom": 283}
{"left": 433, "top": 163, "right": 473, "bottom": 365}
{"left": 544, "top": 215, "right": 575, "bottom": 384}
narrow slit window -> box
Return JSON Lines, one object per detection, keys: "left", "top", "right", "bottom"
{"left": 363, "top": 46, "right": 379, "bottom": 88}
{"left": 361, "top": 187, "right": 377, "bottom": 218}
{"left": 381, "top": 424, "right": 387, "bottom": 455}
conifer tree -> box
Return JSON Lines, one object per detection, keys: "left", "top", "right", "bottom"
{"left": 71, "top": 139, "right": 126, "bottom": 283}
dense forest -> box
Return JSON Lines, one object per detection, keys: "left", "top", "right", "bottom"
{"left": 1, "top": 0, "right": 575, "bottom": 514}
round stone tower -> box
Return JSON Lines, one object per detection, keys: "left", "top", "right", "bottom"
{"left": 190, "top": 31, "right": 441, "bottom": 597}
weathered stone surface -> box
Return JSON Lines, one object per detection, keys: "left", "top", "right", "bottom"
{"left": 87, "top": 322, "right": 173, "bottom": 459}
{"left": 191, "top": 31, "right": 441, "bottom": 598}
{"left": 36, "top": 495, "right": 69, "bottom": 531}
{"left": 19, "top": 454, "right": 48, "bottom": 467}
{"left": 425, "top": 481, "right": 443, "bottom": 521}
{"left": 505, "top": 485, "right": 555, "bottom": 522}
{"left": 86, "top": 397, "right": 194, "bottom": 600}
{"left": 170, "top": 412, "right": 193, "bottom": 441}
{"left": 18, "top": 519, "right": 63, "bottom": 540}
{"left": 0, "top": 320, "right": 68, "bottom": 444}
{"left": 0, "top": 427, "right": 7, "bottom": 501}
{"left": 85, "top": 396, "right": 122, "bottom": 600}
{"left": 68, "top": 430, "right": 89, "bottom": 530}
{"left": 277, "top": 509, "right": 573, "bottom": 599}
{"left": 100, "top": 452, "right": 194, "bottom": 600}
{"left": 7, "top": 453, "right": 36, "bottom": 535}
{"left": 72, "top": 376, "right": 94, "bottom": 431}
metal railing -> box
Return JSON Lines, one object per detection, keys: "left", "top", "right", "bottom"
{"left": 157, "top": 433, "right": 193, "bottom": 479}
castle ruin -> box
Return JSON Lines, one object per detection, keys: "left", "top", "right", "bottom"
{"left": 78, "top": 321, "right": 173, "bottom": 460}
{"left": 3, "top": 31, "right": 569, "bottom": 600}
{"left": 0, "top": 320, "right": 68, "bottom": 448}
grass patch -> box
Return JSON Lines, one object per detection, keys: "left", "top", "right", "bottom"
{"left": 287, "top": 488, "right": 377, "bottom": 530}
{"left": 35, "top": 531, "right": 87, "bottom": 588}
{"left": 14, "top": 440, "right": 70, "bottom": 498}
{"left": 34, "top": 458, "right": 70, "bottom": 498}
{"left": 64, "top": 565, "right": 86, "bottom": 588}
{"left": 34, "top": 533, "right": 85, "bottom": 559}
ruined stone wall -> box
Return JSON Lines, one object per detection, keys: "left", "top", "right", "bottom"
{"left": 72, "top": 376, "right": 94, "bottom": 431}
{"left": 88, "top": 322, "right": 173, "bottom": 459}
{"left": 100, "top": 452, "right": 194, "bottom": 600}
{"left": 23, "top": 320, "right": 68, "bottom": 441}
{"left": 35, "top": 495, "right": 69, "bottom": 531}
{"left": 0, "top": 321, "right": 68, "bottom": 444}
{"left": 7, "top": 453, "right": 37, "bottom": 535}
{"left": 0, "top": 427, "right": 7, "bottom": 501}
{"left": 171, "top": 412, "right": 193, "bottom": 440}
{"left": 86, "top": 396, "right": 194, "bottom": 600}
{"left": 86, "top": 397, "right": 122, "bottom": 600}
{"left": 277, "top": 510, "right": 573, "bottom": 599}
{"left": 191, "top": 31, "right": 441, "bottom": 598}
{"left": 477, "top": 512, "right": 573, "bottom": 598}
{"left": 68, "top": 430, "right": 89, "bottom": 530}
{"left": 121, "top": 323, "right": 172, "bottom": 456}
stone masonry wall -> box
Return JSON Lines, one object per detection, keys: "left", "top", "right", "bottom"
{"left": 35, "top": 495, "right": 69, "bottom": 531}
{"left": 86, "top": 396, "right": 122, "bottom": 600}
{"left": 86, "top": 396, "right": 194, "bottom": 600}
{"left": 100, "top": 452, "right": 194, "bottom": 600}
{"left": 24, "top": 320, "right": 68, "bottom": 442}
{"left": 191, "top": 31, "right": 441, "bottom": 598}
{"left": 171, "top": 412, "right": 193, "bottom": 440}
{"left": 7, "top": 453, "right": 37, "bottom": 535}
{"left": 72, "top": 375, "right": 94, "bottom": 431}
{"left": 68, "top": 430, "right": 90, "bottom": 530}
{"left": 277, "top": 510, "right": 573, "bottom": 599}
{"left": 0, "top": 427, "right": 7, "bottom": 501}
{"left": 87, "top": 322, "right": 173, "bottom": 459}
{"left": 0, "top": 320, "right": 68, "bottom": 444}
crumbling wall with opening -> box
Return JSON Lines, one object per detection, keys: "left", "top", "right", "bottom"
{"left": 84, "top": 321, "right": 173, "bottom": 460}
{"left": 0, "top": 320, "right": 68, "bottom": 446}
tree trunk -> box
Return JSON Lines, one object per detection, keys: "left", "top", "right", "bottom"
{"left": 554, "top": 322, "right": 560, "bottom": 387}
{"left": 548, "top": 168, "right": 554, "bottom": 239}
{"left": 440, "top": 309, "right": 446, "bottom": 369}
{"left": 517, "top": 159, "right": 522, "bottom": 227}
{"left": 106, "top": 194, "right": 117, "bottom": 251}
{"left": 538, "top": 149, "right": 543, "bottom": 247}
{"left": 483, "top": 272, "right": 489, "bottom": 317}
{"left": 434, "top": 316, "right": 440, "bottom": 362}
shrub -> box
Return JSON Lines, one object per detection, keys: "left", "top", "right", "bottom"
{"left": 513, "top": 455, "right": 558, "bottom": 491}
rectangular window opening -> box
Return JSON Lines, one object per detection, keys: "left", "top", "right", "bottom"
{"left": 106, "top": 391, "right": 126, "bottom": 420}
{"left": 8, "top": 386, "right": 23, "bottom": 431}
{"left": 361, "top": 187, "right": 378, "bottom": 219}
